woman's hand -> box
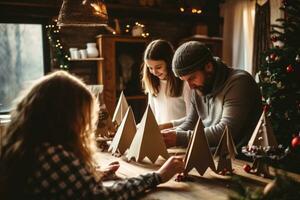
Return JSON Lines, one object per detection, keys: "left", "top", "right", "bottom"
{"left": 156, "top": 156, "right": 184, "bottom": 183}
{"left": 158, "top": 122, "right": 173, "bottom": 130}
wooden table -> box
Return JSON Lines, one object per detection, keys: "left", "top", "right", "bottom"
{"left": 95, "top": 148, "right": 300, "bottom": 200}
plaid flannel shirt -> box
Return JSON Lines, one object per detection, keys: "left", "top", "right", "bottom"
{"left": 25, "top": 143, "right": 161, "bottom": 200}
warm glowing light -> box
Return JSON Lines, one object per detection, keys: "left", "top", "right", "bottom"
{"left": 197, "top": 9, "right": 202, "bottom": 14}
{"left": 192, "top": 8, "right": 197, "bottom": 13}
{"left": 90, "top": 1, "right": 107, "bottom": 18}
{"left": 180, "top": 7, "right": 185, "bottom": 12}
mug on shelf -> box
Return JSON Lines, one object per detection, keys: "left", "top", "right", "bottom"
{"left": 69, "top": 48, "right": 80, "bottom": 59}
{"left": 79, "top": 49, "right": 88, "bottom": 59}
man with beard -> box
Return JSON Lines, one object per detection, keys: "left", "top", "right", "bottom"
{"left": 161, "top": 41, "right": 262, "bottom": 151}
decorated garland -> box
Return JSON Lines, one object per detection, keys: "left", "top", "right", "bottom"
{"left": 46, "top": 19, "right": 70, "bottom": 69}
{"left": 229, "top": 174, "right": 300, "bottom": 200}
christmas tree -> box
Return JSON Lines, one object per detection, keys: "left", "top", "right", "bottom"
{"left": 258, "top": 0, "right": 300, "bottom": 148}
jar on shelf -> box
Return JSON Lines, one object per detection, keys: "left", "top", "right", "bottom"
{"left": 86, "top": 43, "right": 99, "bottom": 58}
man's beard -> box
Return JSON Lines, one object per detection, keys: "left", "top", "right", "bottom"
{"left": 195, "top": 71, "right": 214, "bottom": 96}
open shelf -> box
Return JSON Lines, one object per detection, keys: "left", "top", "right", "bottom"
{"left": 69, "top": 58, "right": 104, "bottom": 61}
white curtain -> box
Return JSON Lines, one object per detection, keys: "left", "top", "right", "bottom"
{"left": 222, "top": 0, "right": 283, "bottom": 74}
{"left": 270, "top": 0, "right": 284, "bottom": 26}
{"left": 222, "top": 0, "right": 255, "bottom": 73}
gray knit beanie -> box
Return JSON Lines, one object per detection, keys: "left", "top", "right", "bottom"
{"left": 172, "top": 41, "right": 213, "bottom": 77}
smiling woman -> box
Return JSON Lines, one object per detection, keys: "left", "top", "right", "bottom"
{"left": 0, "top": 23, "right": 45, "bottom": 113}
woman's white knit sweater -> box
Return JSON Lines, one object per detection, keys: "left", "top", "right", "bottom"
{"left": 148, "top": 80, "right": 191, "bottom": 126}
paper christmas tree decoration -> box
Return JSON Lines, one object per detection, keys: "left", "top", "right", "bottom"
{"left": 126, "top": 105, "right": 169, "bottom": 163}
{"left": 112, "top": 91, "right": 129, "bottom": 126}
{"left": 184, "top": 118, "right": 216, "bottom": 176}
{"left": 248, "top": 110, "right": 278, "bottom": 148}
{"left": 245, "top": 111, "right": 278, "bottom": 177}
{"left": 214, "top": 125, "right": 237, "bottom": 174}
{"left": 108, "top": 107, "right": 136, "bottom": 155}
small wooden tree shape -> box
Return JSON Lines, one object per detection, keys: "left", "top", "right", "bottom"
{"left": 112, "top": 91, "right": 129, "bottom": 126}
{"left": 184, "top": 118, "right": 216, "bottom": 176}
{"left": 213, "top": 125, "right": 237, "bottom": 175}
{"left": 248, "top": 110, "right": 278, "bottom": 148}
{"left": 108, "top": 107, "right": 136, "bottom": 156}
{"left": 126, "top": 105, "right": 169, "bottom": 163}
{"left": 247, "top": 110, "right": 278, "bottom": 177}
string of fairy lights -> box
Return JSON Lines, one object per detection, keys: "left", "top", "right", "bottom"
{"left": 46, "top": 2, "right": 204, "bottom": 69}
{"left": 124, "top": 22, "right": 149, "bottom": 38}
{"left": 46, "top": 19, "right": 70, "bottom": 70}
{"left": 179, "top": 7, "right": 202, "bottom": 14}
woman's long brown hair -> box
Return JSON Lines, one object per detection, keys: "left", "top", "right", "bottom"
{"left": 141, "top": 39, "right": 183, "bottom": 97}
{"left": 0, "top": 71, "right": 98, "bottom": 198}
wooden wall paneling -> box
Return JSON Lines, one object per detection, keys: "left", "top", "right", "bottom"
{"left": 97, "top": 35, "right": 148, "bottom": 121}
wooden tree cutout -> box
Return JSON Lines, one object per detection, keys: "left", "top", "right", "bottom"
{"left": 247, "top": 110, "right": 278, "bottom": 177}
{"left": 112, "top": 91, "right": 129, "bottom": 126}
{"left": 108, "top": 107, "right": 136, "bottom": 156}
{"left": 248, "top": 110, "right": 278, "bottom": 148}
{"left": 127, "top": 105, "right": 169, "bottom": 163}
{"left": 184, "top": 118, "right": 216, "bottom": 176}
{"left": 214, "top": 125, "right": 237, "bottom": 174}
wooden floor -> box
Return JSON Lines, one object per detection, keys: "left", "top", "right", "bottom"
{"left": 94, "top": 148, "right": 300, "bottom": 199}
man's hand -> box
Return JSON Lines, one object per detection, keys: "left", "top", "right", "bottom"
{"left": 161, "top": 129, "right": 177, "bottom": 148}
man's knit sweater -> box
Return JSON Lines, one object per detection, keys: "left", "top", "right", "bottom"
{"left": 176, "top": 60, "right": 262, "bottom": 149}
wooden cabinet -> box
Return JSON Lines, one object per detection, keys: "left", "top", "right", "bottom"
{"left": 96, "top": 35, "right": 149, "bottom": 122}
{"left": 181, "top": 34, "right": 223, "bottom": 59}
{"left": 69, "top": 59, "right": 103, "bottom": 84}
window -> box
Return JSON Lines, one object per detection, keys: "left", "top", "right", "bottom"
{"left": 0, "top": 23, "right": 45, "bottom": 113}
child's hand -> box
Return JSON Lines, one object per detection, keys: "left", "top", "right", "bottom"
{"left": 156, "top": 156, "right": 184, "bottom": 183}
{"left": 101, "top": 161, "right": 120, "bottom": 180}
